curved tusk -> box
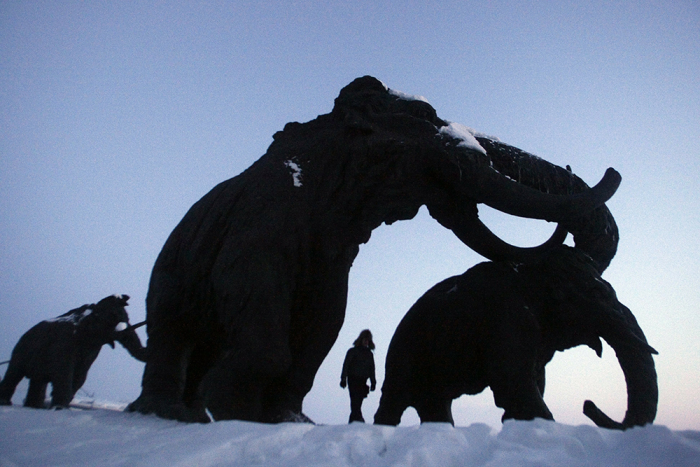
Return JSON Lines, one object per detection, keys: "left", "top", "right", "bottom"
{"left": 429, "top": 201, "right": 568, "bottom": 263}
{"left": 474, "top": 167, "right": 621, "bottom": 222}
{"left": 114, "top": 320, "right": 146, "bottom": 333}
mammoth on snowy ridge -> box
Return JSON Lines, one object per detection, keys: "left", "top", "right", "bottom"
{"left": 128, "top": 76, "right": 621, "bottom": 423}
{"left": 374, "top": 246, "right": 657, "bottom": 430}
{"left": 0, "top": 294, "right": 146, "bottom": 409}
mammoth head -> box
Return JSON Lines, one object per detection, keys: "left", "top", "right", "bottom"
{"left": 525, "top": 246, "right": 658, "bottom": 430}
{"left": 77, "top": 294, "right": 132, "bottom": 348}
{"left": 326, "top": 76, "right": 620, "bottom": 271}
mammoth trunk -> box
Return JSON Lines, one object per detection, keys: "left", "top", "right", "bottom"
{"left": 584, "top": 338, "right": 658, "bottom": 430}
{"left": 115, "top": 326, "right": 148, "bottom": 363}
{"left": 474, "top": 137, "right": 620, "bottom": 272}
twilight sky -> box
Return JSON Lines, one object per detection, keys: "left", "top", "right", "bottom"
{"left": 1, "top": 1, "right": 698, "bottom": 429}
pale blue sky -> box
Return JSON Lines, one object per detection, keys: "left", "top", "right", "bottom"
{"left": 1, "top": 1, "right": 698, "bottom": 429}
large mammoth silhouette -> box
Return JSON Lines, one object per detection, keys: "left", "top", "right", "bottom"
{"left": 0, "top": 294, "right": 146, "bottom": 409}
{"left": 374, "top": 246, "right": 658, "bottom": 430}
{"left": 129, "top": 76, "right": 621, "bottom": 423}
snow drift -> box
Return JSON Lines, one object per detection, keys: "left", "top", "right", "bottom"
{"left": 1, "top": 403, "right": 699, "bottom": 466}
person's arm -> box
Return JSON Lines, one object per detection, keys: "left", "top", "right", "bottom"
{"left": 340, "top": 348, "right": 353, "bottom": 388}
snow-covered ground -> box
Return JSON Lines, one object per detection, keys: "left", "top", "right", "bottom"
{"left": 1, "top": 402, "right": 699, "bottom": 466}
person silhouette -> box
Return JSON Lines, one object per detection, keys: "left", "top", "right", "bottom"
{"left": 340, "top": 329, "right": 376, "bottom": 423}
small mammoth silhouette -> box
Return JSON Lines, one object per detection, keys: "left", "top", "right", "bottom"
{"left": 0, "top": 294, "right": 146, "bottom": 409}
{"left": 374, "top": 247, "right": 657, "bottom": 430}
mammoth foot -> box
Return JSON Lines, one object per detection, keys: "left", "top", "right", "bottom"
{"left": 126, "top": 396, "right": 210, "bottom": 424}
{"left": 270, "top": 409, "right": 315, "bottom": 424}
{"left": 205, "top": 398, "right": 312, "bottom": 424}
{"left": 373, "top": 409, "right": 401, "bottom": 426}
{"left": 24, "top": 399, "right": 49, "bottom": 409}
{"left": 374, "top": 393, "right": 410, "bottom": 426}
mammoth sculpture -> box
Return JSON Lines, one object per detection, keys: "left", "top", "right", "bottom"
{"left": 373, "top": 246, "right": 658, "bottom": 430}
{"left": 128, "top": 76, "right": 621, "bottom": 423}
{"left": 0, "top": 294, "right": 146, "bottom": 409}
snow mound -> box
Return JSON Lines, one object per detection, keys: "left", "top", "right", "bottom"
{"left": 1, "top": 405, "right": 699, "bottom": 466}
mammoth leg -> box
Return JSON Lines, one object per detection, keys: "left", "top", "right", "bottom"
{"left": 414, "top": 394, "right": 455, "bottom": 425}
{"left": 492, "top": 378, "right": 553, "bottom": 422}
{"left": 24, "top": 379, "right": 48, "bottom": 408}
{"left": 374, "top": 350, "right": 414, "bottom": 426}
{"left": 263, "top": 255, "right": 357, "bottom": 422}
{"left": 535, "top": 364, "right": 546, "bottom": 397}
{"left": 182, "top": 339, "right": 222, "bottom": 408}
{"left": 374, "top": 391, "right": 411, "bottom": 426}
{"left": 202, "top": 361, "right": 265, "bottom": 421}
{"left": 202, "top": 260, "right": 294, "bottom": 422}
{"left": 490, "top": 354, "right": 553, "bottom": 421}
{"left": 71, "top": 360, "right": 97, "bottom": 402}
{"left": 202, "top": 345, "right": 290, "bottom": 423}
{"left": 129, "top": 328, "right": 209, "bottom": 422}
{"left": 487, "top": 310, "right": 554, "bottom": 422}
{"left": 0, "top": 361, "right": 25, "bottom": 405}
{"left": 142, "top": 330, "right": 189, "bottom": 402}
{"left": 50, "top": 369, "right": 75, "bottom": 408}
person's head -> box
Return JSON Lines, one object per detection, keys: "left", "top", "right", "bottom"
{"left": 353, "top": 329, "right": 375, "bottom": 350}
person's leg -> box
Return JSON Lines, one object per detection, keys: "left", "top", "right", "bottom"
{"left": 348, "top": 379, "right": 367, "bottom": 423}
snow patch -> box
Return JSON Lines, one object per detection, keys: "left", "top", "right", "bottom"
{"left": 466, "top": 128, "right": 501, "bottom": 142}
{"left": 284, "top": 160, "right": 303, "bottom": 187}
{"left": 388, "top": 88, "right": 430, "bottom": 104}
{"left": 439, "top": 122, "right": 487, "bottom": 155}
{"left": 46, "top": 307, "right": 92, "bottom": 326}
{"left": 377, "top": 80, "right": 431, "bottom": 104}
